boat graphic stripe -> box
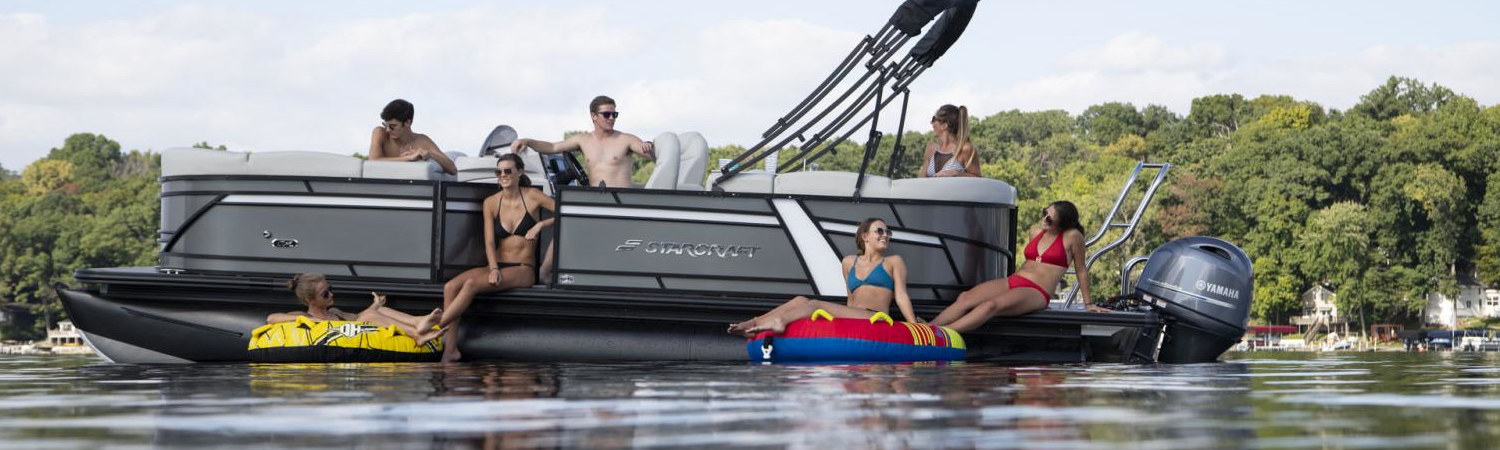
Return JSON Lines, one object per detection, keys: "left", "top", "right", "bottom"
{"left": 219, "top": 195, "right": 481, "bottom": 212}
{"left": 560, "top": 205, "right": 780, "bottom": 225}
{"left": 820, "top": 222, "right": 943, "bottom": 245}
{"left": 773, "top": 199, "right": 846, "bottom": 296}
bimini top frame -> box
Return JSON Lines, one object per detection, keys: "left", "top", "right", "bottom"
{"left": 713, "top": 0, "right": 979, "bottom": 195}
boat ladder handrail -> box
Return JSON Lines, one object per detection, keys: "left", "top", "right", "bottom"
{"left": 1062, "top": 161, "right": 1170, "bottom": 308}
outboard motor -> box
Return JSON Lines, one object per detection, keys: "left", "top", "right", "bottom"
{"left": 1134, "top": 237, "right": 1253, "bottom": 363}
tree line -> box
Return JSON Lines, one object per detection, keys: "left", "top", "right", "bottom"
{"left": 3, "top": 76, "right": 1496, "bottom": 339}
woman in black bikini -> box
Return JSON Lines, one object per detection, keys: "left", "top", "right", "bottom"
{"left": 435, "top": 153, "right": 555, "bottom": 361}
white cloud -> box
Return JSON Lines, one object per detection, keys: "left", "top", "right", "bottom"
{"left": 1059, "top": 32, "right": 1228, "bottom": 73}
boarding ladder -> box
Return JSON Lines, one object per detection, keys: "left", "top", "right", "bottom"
{"left": 1061, "top": 161, "right": 1171, "bottom": 308}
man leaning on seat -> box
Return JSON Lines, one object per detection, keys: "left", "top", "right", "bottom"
{"left": 369, "top": 99, "right": 458, "bottom": 175}
{"left": 509, "top": 95, "right": 654, "bottom": 189}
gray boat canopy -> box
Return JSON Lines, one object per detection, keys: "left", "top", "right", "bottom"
{"left": 714, "top": 0, "right": 980, "bottom": 195}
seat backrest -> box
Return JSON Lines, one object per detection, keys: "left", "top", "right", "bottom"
{"left": 774, "top": 171, "right": 891, "bottom": 198}
{"left": 643, "top": 132, "right": 681, "bottom": 190}
{"left": 161, "top": 147, "right": 249, "bottom": 176}
{"left": 246, "top": 151, "right": 363, "bottom": 178}
{"left": 676, "top": 132, "right": 710, "bottom": 190}
{"left": 887, "top": 177, "right": 1016, "bottom": 205}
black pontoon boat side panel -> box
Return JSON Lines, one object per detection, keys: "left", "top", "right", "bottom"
{"left": 159, "top": 175, "right": 495, "bottom": 282}
{"left": 58, "top": 288, "right": 258, "bottom": 362}
{"left": 460, "top": 318, "right": 746, "bottom": 361}
{"left": 551, "top": 188, "right": 1014, "bottom": 301}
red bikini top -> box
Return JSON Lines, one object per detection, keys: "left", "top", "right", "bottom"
{"left": 1023, "top": 231, "right": 1068, "bottom": 267}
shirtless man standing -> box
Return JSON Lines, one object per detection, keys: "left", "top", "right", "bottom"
{"left": 369, "top": 99, "right": 457, "bottom": 175}
{"left": 510, "top": 95, "right": 653, "bottom": 188}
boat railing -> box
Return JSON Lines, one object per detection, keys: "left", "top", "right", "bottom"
{"left": 1062, "top": 161, "right": 1171, "bottom": 308}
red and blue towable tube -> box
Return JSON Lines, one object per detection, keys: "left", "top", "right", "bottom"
{"left": 747, "top": 310, "right": 966, "bottom": 363}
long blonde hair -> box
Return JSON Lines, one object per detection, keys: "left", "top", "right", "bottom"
{"left": 286, "top": 273, "right": 327, "bottom": 305}
{"left": 934, "top": 104, "right": 973, "bottom": 166}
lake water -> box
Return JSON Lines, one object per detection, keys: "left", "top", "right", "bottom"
{"left": 2, "top": 351, "right": 1497, "bottom": 448}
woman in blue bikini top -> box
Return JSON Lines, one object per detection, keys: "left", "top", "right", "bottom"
{"left": 728, "top": 218, "right": 921, "bottom": 336}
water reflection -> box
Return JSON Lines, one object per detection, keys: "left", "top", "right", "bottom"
{"left": 3, "top": 353, "right": 1500, "bottom": 448}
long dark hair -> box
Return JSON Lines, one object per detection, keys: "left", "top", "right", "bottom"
{"left": 495, "top": 153, "right": 532, "bottom": 189}
{"left": 1048, "top": 201, "right": 1085, "bottom": 235}
{"left": 854, "top": 217, "right": 886, "bottom": 255}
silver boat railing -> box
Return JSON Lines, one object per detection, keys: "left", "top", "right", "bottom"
{"left": 1061, "top": 161, "right": 1170, "bottom": 308}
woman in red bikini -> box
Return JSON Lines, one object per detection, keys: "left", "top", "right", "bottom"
{"left": 930, "top": 201, "right": 1097, "bottom": 333}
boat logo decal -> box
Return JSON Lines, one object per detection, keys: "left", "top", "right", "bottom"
{"left": 1194, "top": 279, "right": 1241, "bottom": 300}
{"left": 613, "top": 239, "right": 761, "bottom": 259}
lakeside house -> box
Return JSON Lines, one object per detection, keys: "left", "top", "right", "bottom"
{"left": 1423, "top": 276, "right": 1500, "bottom": 327}
{"left": 46, "top": 320, "right": 83, "bottom": 347}
{"left": 1291, "top": 284, "right": 1353, "bottom": 339}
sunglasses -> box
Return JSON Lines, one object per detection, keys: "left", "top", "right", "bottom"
{"left": 596, "top": 111, "right": 620, "bottom": 119}
{"left": 381, "top": 121, "right": 403, "bottom": 131}
{"left": 320, "top": 288, "right": 333, "bottom": 299}
{"left": 494, "top": 168, "right": 518, "bottom": 176}
{"left": 871, "top": 228, "right": 893, "bottom": 238}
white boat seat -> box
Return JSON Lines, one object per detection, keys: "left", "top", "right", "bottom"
{"left": 644, "top": 132, "right": 681, "bottom": 190}
{"left": 709, "top": 172, "right": 775, "bottom": 194}
{"left": 161, "top": 147, "right": 249, "bottom": 177}
{"left": 676, "top": 132, "right": 710, "bottom": 190}
{"left": 887, "top": 177, "right": 1016, "bottom": 205}
{"left": 774, "top": 171, "right": 891, "bottom": 198}
{"left": 246, "top": 151, "right": 364, "bottom": 178}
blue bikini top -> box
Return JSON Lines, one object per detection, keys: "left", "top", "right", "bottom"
{"left": 846, "top": 257, "right": 895, "bottom": 292}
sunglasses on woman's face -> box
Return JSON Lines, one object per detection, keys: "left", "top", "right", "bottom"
{"left": 495, "top": 168, "right": 517, "bottom": 176}
{"left": 320, "top": 288, "right": 333, "bottom": 299}
{"left": 872, "top": 228, "right": 893, "bottom": 238}
{"left": 597, "top": 111, "right": 619, "bottom": 119}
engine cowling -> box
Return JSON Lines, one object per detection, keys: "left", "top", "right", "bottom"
{"left": 1134, "top": 237, "right": 1253, "bottom": 363}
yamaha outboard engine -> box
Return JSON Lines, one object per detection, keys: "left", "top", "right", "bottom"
{"left": 1135, "top": 237, "right": 1253, "bottom": 363}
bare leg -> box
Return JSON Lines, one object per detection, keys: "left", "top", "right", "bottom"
{"left": 945, "top": 289, "right": 1048, "bottom": 333}
{"left": 743, "top": 300, "right": 877, "bottom": 335}
{"left": 439, "top": 265, "right": 535, "bottom": 362}
{"left": 728, "top": 296, "right": 811, "bottom": 334}
{"left": 931, "top": 278, "right": 1012, "bottom": 326}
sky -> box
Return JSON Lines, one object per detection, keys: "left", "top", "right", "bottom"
{"left": 1, "top": 0, "right": 1497, "bottom": 171}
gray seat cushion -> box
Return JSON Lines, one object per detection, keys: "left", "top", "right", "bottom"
{"left": 887, "top": 177, "right": 1016, "bottom": 205}
{"left": 246, "top": 151, "right": 363, "bottom": 178}
{"left": 774, "top": 171, "right": 891, "bottom": 197}
{"left": 161, "top": 147, "right": 249, "bottom": 176}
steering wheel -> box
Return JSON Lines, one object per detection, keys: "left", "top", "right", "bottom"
{"left": 543, "top": 153, "right": 590, "bottom": 188}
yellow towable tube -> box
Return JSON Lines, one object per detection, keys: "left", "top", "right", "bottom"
{"left": 248, "top": 316, "right": 442, "bottom": 362}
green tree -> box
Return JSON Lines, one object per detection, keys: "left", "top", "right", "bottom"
{"left": 1351, "top": 76, "right": 1457, "bottom": 121}
{"left": 1077, "top": 102, "right": 1145, "bottom": 146}
{"left": 45, "top": 133, "right": 122, "bottom": 189}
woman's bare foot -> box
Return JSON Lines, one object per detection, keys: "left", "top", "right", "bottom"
{"left": 415, "top": 326, "right": 448, "bottom": 347}
{"left": 727, "top": 318, "right": 758, "bottom": 335}
{"left": 441, "top": 345, "right": 462, "bottom": 363}
{"left": 418, "top": 308, "right": 442, "bottom": 331}
{"left": 744, "top": 317, "right": 786, "bottom": 336}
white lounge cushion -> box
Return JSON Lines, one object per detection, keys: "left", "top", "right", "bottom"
{"left": 676, "top": 132, "right": 709, "bottom": 190}
{"left": 887, "top": 177, "right": 1017, "bottom": 205}
{"left": 161, "top": 147, "right": 249, "bottom": 177}
{"left": 363, "top": 160, "right": 443, "bottom": 180}
{"left": 644, "top": 132, "right": 680, "bottom": 190}
{"left": 774, "top": 171, "right": 891, "bottom": 198}
{"left": 245, "top": 151, "right": 363, "bottom": 178}
{"left": 709, "top": 172, "right": 775, "bottom": 194}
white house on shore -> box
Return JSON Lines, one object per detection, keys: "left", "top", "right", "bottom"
{"left": 1292, "top": 285, "right": 1353, "bottom": 338}
{"left": 1423, "top": 277, "right": 1500, "bottom": 327}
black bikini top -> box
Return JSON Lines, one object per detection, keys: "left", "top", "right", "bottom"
{"left": 494, "top": 193, "right": 538, "bottom": 240}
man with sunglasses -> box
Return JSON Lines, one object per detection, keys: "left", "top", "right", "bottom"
{"left": 510, "top": 95, "right": 654, "bottom": 188}
{"left": 369, "top": 99, "right": 458, "bottom": 175}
